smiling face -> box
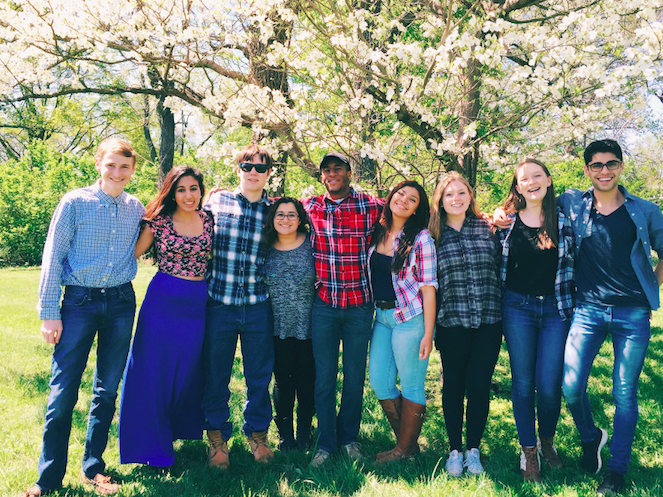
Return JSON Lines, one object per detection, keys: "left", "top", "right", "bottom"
{"left": 273, "top": 202, "right": 300, "bottom": 237}
{"left": 442, "top": 180, "right": 471, "bottom": 216}
{"left": 584, "top": 151, "right": 623, "bottom": 193}
{"left": 389, "top": 185, "right": 420, "bottom": 220}
{"left": 96, "top": 152, "right": 136, "bottom": 197}
{"left": 174, "top": 175, "right": 202, "bottom": 213}
{"left": 515, "top": 162, "right": 552, "bottom": 205}
{"left": 236, "top": 153, "right": 271, "bottom": 196}
{"left": 320, "top": 160, "right": 352, "bottom": 199}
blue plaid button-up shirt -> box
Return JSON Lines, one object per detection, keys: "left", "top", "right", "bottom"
{"left": 498, "top": 209, "right": 576, "bottom": 320}
{"left": 37, "top": 182, "right": 145, "bottom": 320}
{"left": 204, "top": 188, "right": 272, "bottom": 305}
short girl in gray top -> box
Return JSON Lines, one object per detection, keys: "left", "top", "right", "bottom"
{"left": 263, "top": 197, "right": 316, "bottom": 451}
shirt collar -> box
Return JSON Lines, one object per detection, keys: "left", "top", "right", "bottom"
{"left": 233, "top": 187, "right": 272, "bottom": 206}
{"left": 582, "top": 184, "right": 632, "bottom": 203}
{"left": 323, "top": 187, "right": 357, "bottom": 204}
{"left": 91, "top": 180, "right": 125, "bottom": 205}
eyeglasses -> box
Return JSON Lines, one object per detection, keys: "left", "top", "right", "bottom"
{"left": 239, "top": 162, "right": 270, "bottom": 173}
{"left": 587, "top": 160, "right": 622, "bottom": 172}
{"left": 275, "top": 212, "right": 299, "bottom": 220}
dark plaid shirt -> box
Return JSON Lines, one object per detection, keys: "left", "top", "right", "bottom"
{"left": 499, "top": 210, "right": 576, "bottom": 320}
{"left": 436, "top": 215, "right": 502, "bottom": 329}
{"left": 204, "top": 188, "right": 272, "bottom": 305}
{"left": 303, "top": 189, "right": 384, "bottom": 308}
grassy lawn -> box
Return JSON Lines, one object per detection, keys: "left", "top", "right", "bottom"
{"left": 1, "top": 265, "right": 662, "bottom": 496}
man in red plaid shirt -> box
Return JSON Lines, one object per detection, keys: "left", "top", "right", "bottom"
{"left": 302, "top": 153, "right": 384, "bottom": 467}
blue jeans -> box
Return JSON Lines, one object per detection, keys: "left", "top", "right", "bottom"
{"left": 563, "top": 302, "right": 651, "bottom": 475}
{"left": 502, "top": 289, "right": 570, "bottom": 447}
{"left": 312, "top": 296, "right": 374, "bottom": 453}
{"left": 369, "top": 310, "right": 428, "bottom": 405}
{"left": 36, "top": 284, "right": 136, "bottom": 493}
{"left": 202, "top": 299, "right": 274, "bottom": 440}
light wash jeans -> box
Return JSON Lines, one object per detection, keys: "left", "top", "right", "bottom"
{"left": 369, "top": 310, "right": 429, "bottom": 405}
{"left": 562, "top": 302, "right": 651, "bottom": 475}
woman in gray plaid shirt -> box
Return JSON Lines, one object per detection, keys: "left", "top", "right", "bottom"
{"left": 429, "top": 171, "right": 502, "bottom": 478}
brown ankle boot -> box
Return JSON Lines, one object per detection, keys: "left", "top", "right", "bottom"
{"left": 520, "top": 446, "right": 541, "bottom": 482}
{"left": 376, "top": 398, "right": 425, "bottom": 464}
{"left": 375, "top": 395, "right": 403, "bottom": 460}
{"left": 207, "top": 430, "right": 230, "bottom": 469}
{"left": 248, "top": 430, "right": 274, "bottom": 463}
{"left": 539, "top": 436, "right": 564, "bottom": 469}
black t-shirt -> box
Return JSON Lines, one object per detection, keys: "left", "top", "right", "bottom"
{"left": 577, "top": 204, "right": 648, "bottom": 307}
{"left": 370, "top": 251, "right": 397, "bottom": 302}
{"left": 505, "top": 214, "right": 557, "bottom": 296}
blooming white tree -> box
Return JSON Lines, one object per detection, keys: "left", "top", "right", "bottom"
{"left": 0, "top": 0, "right": 661, "bottom": 187}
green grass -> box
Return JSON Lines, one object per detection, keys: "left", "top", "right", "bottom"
{"left": 1, "top": 265, "right": 663, "bottom": 496}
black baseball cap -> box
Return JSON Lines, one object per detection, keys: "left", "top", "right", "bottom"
{"left": 319, "top": 153, "right": 351, "bottom": 170}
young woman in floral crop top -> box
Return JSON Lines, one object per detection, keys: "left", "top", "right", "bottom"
{"left": 119, "top": 165, "right": 212, "bottom": 468}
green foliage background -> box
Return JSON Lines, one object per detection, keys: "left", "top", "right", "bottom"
{"left": 0, "top": 140, "right": 660, "bottom": 266}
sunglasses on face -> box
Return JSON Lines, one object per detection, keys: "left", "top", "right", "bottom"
{"left": 239, "top": 162, "right": 270, "bottom": 173}
{"left": 587, "top": 160, "right": 622, "bottom": 172}
{"left": 275, "top": 212, "right": 299, "bottom": 220}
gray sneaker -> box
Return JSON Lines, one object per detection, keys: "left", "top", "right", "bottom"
{"left": 342, "top": 441, "right": 364, "bottom": 461}
{"left": 310, "top": 448, "right": 331, "bottom": 468}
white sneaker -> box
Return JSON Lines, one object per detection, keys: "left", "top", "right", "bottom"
{"left": 342, "top": 441, "right": 364, "bottom": 461}
{"left": 310, "top": 448, "right": 330, "bottom": 468}
{"left": 464, "top": 448, "right": 484, "bottom": 475}
{"left": 445, "top": 449, "right": 464, "bottom": 477}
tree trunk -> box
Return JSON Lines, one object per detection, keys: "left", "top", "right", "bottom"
{"left": 157, "top": 97, "right": 174, "bottom": 188}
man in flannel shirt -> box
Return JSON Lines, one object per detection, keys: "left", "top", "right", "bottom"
{"left": 558, "top": 139, "right": 663, "bottom": 495}
{"left": 202, "top": 144, "right": 275, "bottom": 469}
{"left": 303, "top": 153, "right": 384, "bottom": 466}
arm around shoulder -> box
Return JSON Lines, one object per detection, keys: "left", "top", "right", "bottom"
{"left": 134, "top": 223, "right": 155, "bottom": 258}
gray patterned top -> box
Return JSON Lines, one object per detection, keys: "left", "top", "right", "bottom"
{"left": 264, "top": 236, "right": 316, "bottom": 340}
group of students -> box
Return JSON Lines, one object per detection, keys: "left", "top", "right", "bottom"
{"left": 22, "top": 138, "right": 663, "bottom": 497}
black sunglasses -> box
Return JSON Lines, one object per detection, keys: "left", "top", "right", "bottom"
{"left": 587, "top": 160, "right": 622, "bottom": 172}
{"left": 239, "top": 162, "right": 270, "bottom": 174}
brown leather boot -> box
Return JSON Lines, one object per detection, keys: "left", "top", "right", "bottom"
{"left": 539, "top": 436, "right": 564, "bottom": 469}
{"left": 248, "top": 430, "right": 274, "bottom": 463}
{"left": 520, "top": 446, "right": 542, "bottom": 482}
{"left": 375, "top": 394, "right": 403, "bottom": 460}
{"left": 376, "top": 398, "right": 425, "bottom": 464}
{"left": 207, "top": 430, "right": 230, "bottom": 469}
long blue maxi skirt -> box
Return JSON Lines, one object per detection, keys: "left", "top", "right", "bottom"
{"left": 119, "top": 271, "right": 207, "bottom": 466}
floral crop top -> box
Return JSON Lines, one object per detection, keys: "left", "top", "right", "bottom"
{"left": 148, "top": 210, "right": 213, "bottom": 278}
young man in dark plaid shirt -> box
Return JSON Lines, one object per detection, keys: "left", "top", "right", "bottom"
{"left": 303, "top": 153, "right": 384, "bottom": 466}
{"left": 202, "top": 144, "right": 275, "bottom": 469}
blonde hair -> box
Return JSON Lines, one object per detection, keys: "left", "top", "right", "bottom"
{"left": 95, "top": 138, "right": 136, "bottom": 165}
{"left": 428, "top": 171, "right": 482, "bottom": 242}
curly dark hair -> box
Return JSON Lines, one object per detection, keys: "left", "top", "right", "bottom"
{"left": 263, "top": 197, "right": 310, "bottom": 246}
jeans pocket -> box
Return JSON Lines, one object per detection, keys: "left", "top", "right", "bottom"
{"left": 503, "top": 290, "right": 527, "bottom": 307}
{"left": 118, "top": 286, "right": 136, "bottom": 304}
{"left": 62, "top": 287, "right": 89, "bottom": 307}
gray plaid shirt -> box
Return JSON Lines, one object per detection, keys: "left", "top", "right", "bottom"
{"left": 436, "top": 215, "right": 502, "bottom": 329}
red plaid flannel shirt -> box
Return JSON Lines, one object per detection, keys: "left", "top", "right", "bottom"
{"left": 303, "top": 189, "right": 384, "bottom": 308}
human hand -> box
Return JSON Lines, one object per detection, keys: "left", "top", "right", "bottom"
{"left": 41, "top": 319, "right": 63, "bottom": 344}
{"left": 419, "top": 335, "right": 433, "bottom": 360}
{"left": 493, "top": 208, "right": 513, "bottom": 229}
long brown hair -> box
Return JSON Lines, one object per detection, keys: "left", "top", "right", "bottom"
{"left": 428, "top": 171, "right": 481, "bottom": 242}
{"left": 144, "top": 165, "right": 205, "bottom": 221}
{"left": 503, "top": 158, "right": 557, "bottom": 249}
{"left": 371, "top": 180, "right": 430, "bottom": 273}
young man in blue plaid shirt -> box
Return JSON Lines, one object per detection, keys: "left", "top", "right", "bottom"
{"left": 202, "top": 144, "right": 275, "bottom": 470}
{"left": 24, "top": 139, "right": 144, "bottom": 497}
